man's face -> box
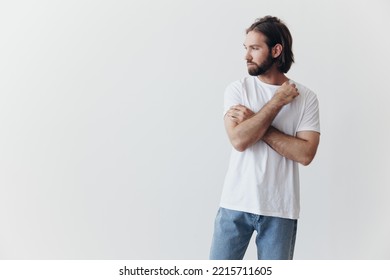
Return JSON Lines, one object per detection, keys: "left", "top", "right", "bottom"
{"left": 244, "top": 31, "right": 275, "bottom": 76}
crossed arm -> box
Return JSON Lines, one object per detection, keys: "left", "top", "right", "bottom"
{"left": 225, "top": 82, "right": 320, "bottom": 166}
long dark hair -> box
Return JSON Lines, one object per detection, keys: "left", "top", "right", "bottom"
{"left": 246, "top": 16, "right": 294, "bottom": 73}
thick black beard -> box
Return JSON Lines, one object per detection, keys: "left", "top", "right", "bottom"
{"left": 247, "top": 54, "right": 275, "bottom": 76}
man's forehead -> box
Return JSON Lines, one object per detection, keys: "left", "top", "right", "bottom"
{"left": 244, "top": 31, "right": 267, "bottom": 45}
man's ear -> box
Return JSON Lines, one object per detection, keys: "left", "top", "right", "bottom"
{"left": 272, "top": 44, "right": 283, "bottom": 58}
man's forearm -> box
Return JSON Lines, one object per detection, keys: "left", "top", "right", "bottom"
{"left": 228, "top": 102, "right": 282, "bottom": 151}
{"left": 262, "top": 126, "right": 319, "bottom": 166}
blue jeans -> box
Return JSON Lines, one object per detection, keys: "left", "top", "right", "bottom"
{"left": 209, "top": 207, "right": 297, "bottom": 260}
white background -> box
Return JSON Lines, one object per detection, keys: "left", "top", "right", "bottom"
{"left": 0, "top": 0, "right": 389, "bottom": 259}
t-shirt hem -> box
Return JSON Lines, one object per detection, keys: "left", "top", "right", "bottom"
{"left": 219, "top": 203, "right": 299, "bottom": 220}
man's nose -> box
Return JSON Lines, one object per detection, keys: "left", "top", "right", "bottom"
{"left": 244, "top": 50, "right": 252, "bottom": 61}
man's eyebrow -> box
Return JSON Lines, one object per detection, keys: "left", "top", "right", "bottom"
{"left": 243, "top": 44, "right": 261, "bottom": 48}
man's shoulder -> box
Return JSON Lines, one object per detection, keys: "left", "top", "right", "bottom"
{"left": 291, "top": 80, "right": 318, "bottom": 100}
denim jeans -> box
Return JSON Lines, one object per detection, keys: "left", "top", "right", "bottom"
{"left": 209, "top": 207, "right": 297, "bottom": 260}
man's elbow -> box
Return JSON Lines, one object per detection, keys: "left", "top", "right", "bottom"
{"left": 231, "top": 139, "right": 249, "bottom": 152}
{"left": 300, "top": 157, "right": 312, "bottom": 166}
{"left": 300, "top": 152, "right": 316, "bottom": 166}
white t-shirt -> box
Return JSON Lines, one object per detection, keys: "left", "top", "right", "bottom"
{"left": 220, "top": 76, "right": 320, "bottom": 219}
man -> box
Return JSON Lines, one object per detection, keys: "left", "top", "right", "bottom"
{"left": 209, "top": 16, "right": 320, "bottom": 260}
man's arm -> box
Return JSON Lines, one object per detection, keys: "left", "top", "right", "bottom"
{"left": 224, "top": 103, "right": 280, "bottom": 152}
{"left": 225, "top": 81, "right": 299, "bottom": 152}
{"left": 262, "top": 127, "right": 320, "bottom": 166}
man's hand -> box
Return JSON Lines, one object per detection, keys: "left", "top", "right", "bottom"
{"left": 226, "top": 104, "right": 255, "bottom": 124}
{"left": 270, "top": 81, "right": 299, "bottom": 107}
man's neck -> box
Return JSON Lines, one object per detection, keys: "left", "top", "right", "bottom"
{"left": 257, "top": 68, "right": 289, "bottom": 86}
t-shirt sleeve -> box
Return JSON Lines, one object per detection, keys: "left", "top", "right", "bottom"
{"left": 223, "top": 81, "right": 242, "bottom": 117}
{"left": 296, "top": 92, "right": 321, "bottom": 133}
